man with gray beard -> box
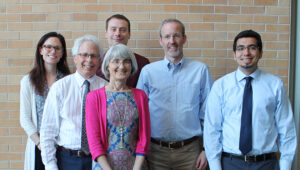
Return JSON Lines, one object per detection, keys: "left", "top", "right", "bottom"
{"left": 137, "top": 18, "right": 211, "bottom": 170}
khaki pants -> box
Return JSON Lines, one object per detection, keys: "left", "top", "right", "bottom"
{"left": 148, "top": 139, "right": 201, "bottom": 170}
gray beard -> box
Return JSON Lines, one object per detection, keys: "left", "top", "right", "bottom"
{"left": 165, "top": 48, "right": 182, "bottom": 58}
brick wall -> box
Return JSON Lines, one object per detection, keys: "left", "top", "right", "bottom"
{"left": 0, "top": 0, "right": 297, "bottom": 169}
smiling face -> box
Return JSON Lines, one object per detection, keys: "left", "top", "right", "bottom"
{"left": 105, "top": 18, "right": 131, "bottom": 46}
{"left": 107, "top": 57, "right": 132, "bottom": 82}
{"left": 40, "top": 37, "right": 63, "bottom": 66}
{"left": 159, "top": 21, "right": 186, "bottom": 64}
{"left": 233, "top": 37, "right": 263, "bottom": 75}
{"left": 73, "top": 40, "right": 100, "bottom": 79}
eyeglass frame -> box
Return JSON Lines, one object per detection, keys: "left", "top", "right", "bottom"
{"left": 109, "top": 58, "right": 132, "bottom": 67}
{"left": 43, "top": 44, "right": 63, "bottom": 52}
{"left": 162, "top": 33, "right": 183, "bottom": 40}
{"left": 77, "top": 53, "right": 100, "bottom": 59}
{"left": 236, "top": 45, "right": 260, "bottom": 52}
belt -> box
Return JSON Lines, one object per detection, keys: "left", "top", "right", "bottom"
{"left": 222, "top": 152, "right": 276, "bottom": 162}
{"left": 57, "top": 146, "right": 91, "bottom": 158}
{"left": 150, "top": 136, "right": 199, "bottom": 149}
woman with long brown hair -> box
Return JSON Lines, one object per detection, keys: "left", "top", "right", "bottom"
{"left": 20, "top": 32, "right": 70, "bottom": 170}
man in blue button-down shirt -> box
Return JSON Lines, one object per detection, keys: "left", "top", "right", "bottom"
{"left": 204, "top": 30, "right": 297, "bottom": 170}
{"left": 137, "top": 18, "right": 212, "bottom": 170}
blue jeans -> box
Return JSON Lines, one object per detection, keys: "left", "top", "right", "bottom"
{"left": 57, "top": 149, "right": 92, "bottom": 170}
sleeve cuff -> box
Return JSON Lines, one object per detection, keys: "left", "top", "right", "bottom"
{"left": 136, "top": 153, "right": 147, "bottom": 157}
{"left": 28, "top": 129, "right": 37, "bottom": 137}
{"left": 45, "top": 161, "right": 59, "bottom": 170}
{"left": 279, "top": 159, "right": 292, "bottom": 170}
{"left": 208, "top": 159, "right": 222, "bottom": 170}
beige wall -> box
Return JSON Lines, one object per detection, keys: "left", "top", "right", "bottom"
{"left": 0, "top": 0, "right": 297, "bottom": 169}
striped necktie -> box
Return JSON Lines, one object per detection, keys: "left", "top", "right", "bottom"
{"left": 81, "top": 80, "right": 90, "bottom": 154}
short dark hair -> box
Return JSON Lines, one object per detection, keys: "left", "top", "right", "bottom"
{"left": 106, "top": 14, "right": 131, "bottom": 33}
{"left": 233, "top": 29, "right": 263, "bottom": 52}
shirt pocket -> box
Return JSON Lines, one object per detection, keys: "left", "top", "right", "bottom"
{"left": 178, "top": 84, "right": 200, "bottom": 104}
{"left": 148, "top": 83, "right": 172, "bottom": 104}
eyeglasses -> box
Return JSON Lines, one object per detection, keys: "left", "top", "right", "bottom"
{"left": 110, "top": 58, "right": 131, "bottom": 66}
{"left": 43, "top": 44, "right": 62, "bottom": 52}
{"left": 236, "top": 45, "right": 259, "bottom": 52}
{"left": 162, "top": 33, "right": 183, "bottom": 40}
{"left": 78, "top": 53, "right": 99, "bottom": 59}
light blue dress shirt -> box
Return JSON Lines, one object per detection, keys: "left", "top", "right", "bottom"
{"left": 137, "top": 57, "right": 212, "bottom": 141}
{"left": 204, "top": 68, "right": 297, "bottom": 170}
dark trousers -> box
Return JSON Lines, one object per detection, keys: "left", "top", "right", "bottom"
{"left": 221, "top": 155, "right": 279, "bottom": 170}
{"left": 35, "top": 146, "right": 45, "bottom": 170}
{"left": 56, "top": 149, "right": 92, "bottom": 170}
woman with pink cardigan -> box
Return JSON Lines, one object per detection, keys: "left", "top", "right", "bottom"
{"left": 85, "top": 44, "right": 151, "bottom": 170}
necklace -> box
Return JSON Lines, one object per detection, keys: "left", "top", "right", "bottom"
{"left": 110, "top": 91, "right": 128, "bottom": 149}
{"left": 107, "top": 81, "right": 128, "bottom": 92}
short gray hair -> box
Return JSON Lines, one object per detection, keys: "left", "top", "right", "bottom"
{"left": 102, "top": 44, "right": 138, "bottom": 79}
{"left": 72, "top": 35, "right": 103, "bottom": 58}
{"left": 158, "top": 18, "right": 185, "bottom": 38}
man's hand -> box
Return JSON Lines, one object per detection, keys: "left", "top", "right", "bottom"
{"left": 196, "top": 151, "right": 208, "bottom": 170}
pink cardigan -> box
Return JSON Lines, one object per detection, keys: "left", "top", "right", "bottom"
{"left": 86, "top": 87, "right": 151, "bottom": 161}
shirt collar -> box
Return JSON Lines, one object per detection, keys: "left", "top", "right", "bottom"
{"left": 236, "top": 68, "right": 260, "bottom": 82}
{"left": 75, "top": 71, "right": 97, "bottom": 87}
{"left": 163, "top": 57, "right": 185, "bottom": 70}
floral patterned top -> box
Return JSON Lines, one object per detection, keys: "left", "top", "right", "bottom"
{"left": 35, "top": 71, "right": 64, "bottom": 132}
{"left": 93, "top": 90, "right": 147, "bottom": 170}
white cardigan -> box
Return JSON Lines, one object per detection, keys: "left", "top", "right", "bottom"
{"left": 20, "top": 75, "right": 38, "bottom": 170}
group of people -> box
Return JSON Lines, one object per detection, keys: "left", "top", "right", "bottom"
{"left": 20, "top": 14, "right": 297, "bottom": 170}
